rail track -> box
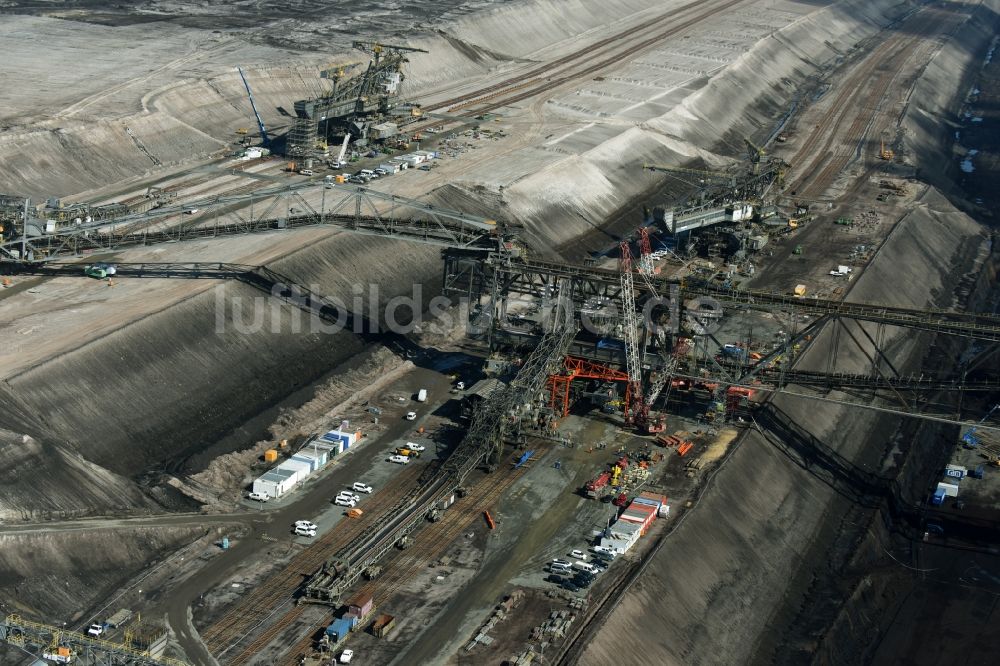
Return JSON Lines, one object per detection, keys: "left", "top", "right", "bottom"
{"left": 413, "top": 0, "right": 744, "bottom": 128}
{"left": 273, "top": 459, "right": 534, "bottom": 665}
{"left": 199, "top": 465, "right": 424, "bottom": 660}
{"left": 788, "top": 6, "right": 961, "bottom": 197}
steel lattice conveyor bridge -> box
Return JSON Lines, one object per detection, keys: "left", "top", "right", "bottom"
{"left": 442, "top": 253, "right": 1000, "bottom": 343}
{"left": 0, "top": 182, "right": 518, "bottom": 263}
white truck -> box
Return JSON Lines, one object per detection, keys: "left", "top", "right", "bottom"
{"left": 417, "top": 388, "right": 428, "bottom": 402}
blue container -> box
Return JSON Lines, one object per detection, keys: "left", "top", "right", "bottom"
{"left": 328, "top": 618, "right": 353, "bottom": 640}
{"left": 221, "top": 536, "right": 230, "bottom": 550}
{"left": 931, "top": 488, "right": 946, "bottom": 506}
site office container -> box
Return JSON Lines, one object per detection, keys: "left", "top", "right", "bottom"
{"left": 936, "top": 481, "right": 959, "bottom": 497}
{"left": 318, "top": 435, "right": 345, "bottom": 455}
{"left": 277, "top": 459, "right": 311, "bottom": 484}
{"left": 600, "top": 535, "right": 633, "bottom": 555}
{"left": 944, "top": 464, "right": 967, "bottom": 479}
{"left": 619, "top": 504, "right": 656, "bottom": 534}
{"left": 291, "top": 453, "right": 321, "bottom": 472}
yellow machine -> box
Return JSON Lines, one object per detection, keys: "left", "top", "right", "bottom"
{"left": 879, "top": 139, "right": 894, "bottom": 161}
{"left": 610, "top": 465, "right": 623, "bottom": 486}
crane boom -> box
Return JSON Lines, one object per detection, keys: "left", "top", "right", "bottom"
{"left": 238, "top": 67, "right": 269, "bottom": 146}
{"left": 619, "top": 241, "right": 643, "bottom": 424}
{"left": 642, "top": 163, "right": 735, "bottom": 185}
{"left": 336, "top": 134, "right": 350, "bottom": 165}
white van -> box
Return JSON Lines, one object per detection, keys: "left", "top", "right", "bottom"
{"left": 573, "top": 561, "right": 596, "bottom": 573}
{"left": 550, "top": 562, "right": 572, "bottom": 573}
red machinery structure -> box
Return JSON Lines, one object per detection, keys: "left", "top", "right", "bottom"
{"left": 547, "top": 356, "right": 631, "bottom": 418}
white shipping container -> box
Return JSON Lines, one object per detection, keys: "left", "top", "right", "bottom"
{"left": 291, "top": 453, "right": 320, "bottom": 472}
{"left": 936, "top": 481, "right": 960, "bottom": 497}
{"left": 277, "top": 459, "right": 311, "bottom": 483}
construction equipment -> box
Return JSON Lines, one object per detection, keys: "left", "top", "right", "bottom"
{"left": 333, "top": 134, "right": 350, "bottom": 166}
{"left": 744, "top": 137, "right": 766, "bottom": 175}
{"left": 879, "top": 138, "right": 894, "bottom": 161}
{"left": 618, "top": 241, "right": 644, "bottom": 425}
{"left": 642, "top": 163, "right": 736, "bottom": 187}
{"left": 238, "top": 67, "right": 269, "bottom": 147}
{"left": 286, "top": 41, "right": 428, "bottom": 157}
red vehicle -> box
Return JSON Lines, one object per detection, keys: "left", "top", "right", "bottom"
{"left": 584, "top": 472, "right": 611, "bottom": 498}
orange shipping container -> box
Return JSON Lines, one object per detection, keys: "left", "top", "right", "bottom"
{"left": 264, "top": 449, "right": 278, "bottom": 462}
{"left": 57, "top": 647, "right": 71, "bottom": 657}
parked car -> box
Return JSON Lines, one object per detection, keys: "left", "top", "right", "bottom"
{"left": 405, "top": 442, "right": 426, "bottom": 452}
{"left": 405, "top": 411, "right": 417, "bottom": 421}
{"left": 339, "top": 649, "right": 354, "bottom": 664}
{"left": 337, "top": 492, "right": 361, "bottom": 503}
{"left": 334, "top": 496, "right": 357, "bottom": 507}
{"left": 248, "top": 491, "right": 269, "bottom": 502}
{"left": 569, "top": 549, "right": 588, "bottom": 560}
{"left": 546, "top": 574, "right": 566, "bottom": 584}
{"left": 295, "top": 520, "right": 317, "bottom": 531}
{"left": 551, "top": 558, "right": 572, "bottom": 568}
{"left": 294, "top": 525, "right": 317, "bottom": 537}
{"left": 455, "top": 381, "right": 465, "bottom": 390}
{"left": 561, "top": 581, "right": 579, "bottom": 592}
{"left": 87, "top": 624, "right": 105, "bottom": 637}
{"left": 387, "top": 454, "right": 410, "bottom": 465}
{"left": 352, "top": 482, "right": 373, "bottom": 494}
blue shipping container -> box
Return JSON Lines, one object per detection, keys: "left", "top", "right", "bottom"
{"left": 327, "top": 618, "right": 353, "bottom": 641}
{"left": 931, "top": 489, "right": 946, "bottom": 506}
{"left": 631, "top": 497, "right": 660, "bottom": 509}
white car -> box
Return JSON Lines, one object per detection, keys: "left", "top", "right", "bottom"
{"left": 455, "top": 381, "right": 465, "bottom": 390}
{"left": 334, "top": 496, "right": 357, "bottom": 507}
{"left": 570, "top": 549, "right": 588, "bottom": 561}
{"left": 294, "top": 525, "right": 317, "bottom": 537}
{"left": 405, "top": 442, "right": 426, "bottom": 452}
{"left": 338, "top": 492, "right": 361, "bottom": 503}
{"left": 248, "top": 491, "right": 269, "bottom": 502}
{"left": 551, "top": 558, "right": 572, "bottom": 568}
{"left": 387, "top": 454, "right": 410, "bottom": 465}
{"left": 295, "top": 520, "right": 317, "bottom": 531}
{"left": 339, "top": 648, "right": 354, "bottom": 664}
{"left": 405, "top": 411, "right": 417, "bottom": 421}
{"left": 352, "top": 482, "right": 373, "bottom": 494}
{"left": 87, "top": 624, "right": 105, "bottom": 637}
